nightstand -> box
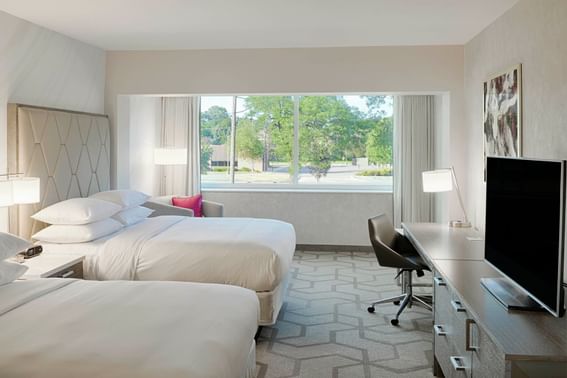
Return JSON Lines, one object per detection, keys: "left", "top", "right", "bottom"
{"left": 19, "top": 254, "right": 85, "bottom": 280}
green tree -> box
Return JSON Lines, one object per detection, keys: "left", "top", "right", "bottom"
{"left": 366, "top": 117, "right": 393, "bottom": 165}
{"left": 201, "top": 106, "right": 231, "bottom": 145}
{"left": 299, "top": 96, "right": 368, "bottom": 179}
{"left": 238, "top": 95, "right": 387, "bottom": 181}
{"left": 236, "top": 119, "right": 264, "bottom": 161}
{"left": 200, "top": 141, "right": 213, "bottom": 173}
{"left": 364, "top": 96, "right": 390, "bottom": 118}
{"left": 244, "top": 96, "right": 294, "bottom": 164}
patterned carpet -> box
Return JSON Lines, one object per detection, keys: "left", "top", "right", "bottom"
{"left": 256, "top": 251, "right": 434, "bottom": 378}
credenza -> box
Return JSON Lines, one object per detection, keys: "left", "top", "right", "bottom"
{"left": 402, "top": 223, "right": 567, "bottom": 378}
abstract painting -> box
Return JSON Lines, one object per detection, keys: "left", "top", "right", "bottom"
{"left": 483, "top": 64, "right": 522, "bottom": 174}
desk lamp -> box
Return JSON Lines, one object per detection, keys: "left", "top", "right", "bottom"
{"left": 422, "top": 167, "right": 471, "bottom": 228}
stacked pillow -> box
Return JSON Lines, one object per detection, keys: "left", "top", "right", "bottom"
{"left": 32, "top": 198, "right": 124, "bottom": 243}
{"left": 0, "top": 233, "right": 32, "bottom": 285}
{"left": 90, "top": 190, "right": 153, "bottom": 226}
{"left": 31, "top": 190, "right": 153, "bottom": 244}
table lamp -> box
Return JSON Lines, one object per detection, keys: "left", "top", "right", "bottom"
{"left": 0, "top": 175, "right": 40, "bottom": 207}
{"left": 0, "top": 178, "right": 14, "bottom": 207}
{"left": 422, "top": 167, "right": 471, "bottom": 228}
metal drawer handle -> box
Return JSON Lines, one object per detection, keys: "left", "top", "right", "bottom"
{"left": 433, "top": 276, "right": 446, "bottom": 286}
{"left": 433, "top": 324, "right": 446, "bottom": 336}
{"left": 60, "top": 270, "right": 74, "bottom": 278}
{"left": 466, "top": 319, "right": 478, "bottom": 351}
{"left": 451, "top": 300, "right": 466, "bottom": 313}
{"left": 450, "top": 356, "right": 466, "bottom": 371}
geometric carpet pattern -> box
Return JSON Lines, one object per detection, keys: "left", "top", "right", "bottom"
{"left": 256, "top": 251, "right": 434, "bottom": 378}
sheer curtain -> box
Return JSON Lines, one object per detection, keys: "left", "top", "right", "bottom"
{"left": 393, "top": 95, "right": 435, "bottom": 227}
{"left": 157, "top": 96, "right": 201, "bottom": 196}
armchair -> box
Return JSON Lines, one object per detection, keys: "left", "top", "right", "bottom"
{"left": 143, "top": 195, "right": 224, "bottom": 218}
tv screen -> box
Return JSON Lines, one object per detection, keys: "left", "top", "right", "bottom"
{"left": 485, "top": 156, "right": 565, "bottom": 316}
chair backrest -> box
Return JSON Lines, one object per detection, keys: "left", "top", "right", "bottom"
{"left": 368, "top": 214, "right": 419, "bottom": 270}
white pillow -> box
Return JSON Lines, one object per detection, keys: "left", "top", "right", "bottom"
{"left": 32, "top": 219, "right": 123, "bottom": 244}
{"left": 0, "top": 232, "right": 32, "bottom": 260}
{"left": 32, "top": 198, "right": 122, "bottom": 225}
{"left": 112, "top": 206, "right": 154, "bottom": 226}
{"left": 0, "top": 261, "right": 28, "bottom": 285}
{"left": 90, "top": 190, "right": 150, "bottom": 210}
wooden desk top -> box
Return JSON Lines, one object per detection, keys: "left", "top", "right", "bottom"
{"left": 402, "top": 223, "right": 485, "bottom": 264}
{"left": 402, "top": 222, "right": 567, "bottom": 362}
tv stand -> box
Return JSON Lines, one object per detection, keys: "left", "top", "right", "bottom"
{"left": 480, "top": 277, "right": 544, "bottom": 312}
{"left": 402, "top": 223, "right": 567, "bottom": 378}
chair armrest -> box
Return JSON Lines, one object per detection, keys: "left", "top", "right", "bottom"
{"left": 150, "top": 195, "right": 174, "bottom": 205}
{"left": 143, "top": 200, "right": 194, "bottom": 217}
{"left": 202, "top": 200, "right": 224, "bottom": 217}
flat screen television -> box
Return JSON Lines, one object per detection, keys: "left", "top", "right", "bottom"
{"left": 484, "top": 156, "right": 565, "bottom": 317}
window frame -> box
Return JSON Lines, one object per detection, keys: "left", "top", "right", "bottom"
{"left": 200, "top": 94, "right": 394, "bottom": 193}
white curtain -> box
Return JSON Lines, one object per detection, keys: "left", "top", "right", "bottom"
{"left": 393, "top": 95, "right": 435, "bottom": 227}
{"left": 158, "top": 97, "right": 201, "bottom": 196}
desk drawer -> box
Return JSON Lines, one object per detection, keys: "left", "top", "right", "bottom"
{"left": 448, "top": 294, "right": 471, "bottom": 378}
{"left": 435, "top": 332, "right": 469, "bottom": 378}
{"left": 434, "top": 274, "right": 451, "bottom": 324}
{"left": 471, "top": 321, "right": 505, "bottom": 378}
{"left": 434, "top": 274, "right": 472, "bottom": 378}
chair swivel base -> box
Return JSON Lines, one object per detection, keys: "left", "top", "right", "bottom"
{"left": 367, "top": 293, "right": 432, "bottom": 326}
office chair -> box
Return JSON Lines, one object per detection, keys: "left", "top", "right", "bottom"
{"left": 367, "top": 214, "right": 432, "bottom": 325}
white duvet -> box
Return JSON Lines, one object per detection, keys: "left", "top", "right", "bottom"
{"left": 91, "top": 216, "right": 296, "bottom": 292}
{"left": 0, "top": 279, "right": 258, "bottom": 378}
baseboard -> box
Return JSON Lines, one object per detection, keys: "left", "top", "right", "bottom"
{"left": 296, "top": 244, "right": 373, "bottom": 253}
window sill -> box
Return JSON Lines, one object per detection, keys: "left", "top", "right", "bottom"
{"left": 201, "top": 186, "right": 393, "bottom": 194}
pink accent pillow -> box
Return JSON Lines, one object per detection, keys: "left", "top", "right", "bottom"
{"left": 172, "top": 195, "right": 203, "bottom": 217}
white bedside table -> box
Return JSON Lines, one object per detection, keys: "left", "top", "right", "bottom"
{"left": 19, "top": 253, "right": 85, "bottom": 280}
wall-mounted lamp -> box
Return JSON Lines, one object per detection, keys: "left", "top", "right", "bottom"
{"left": 422, "top": 167, "right": 471, "bottom": 228}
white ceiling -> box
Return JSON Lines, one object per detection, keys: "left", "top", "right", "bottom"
{"left": 0, "top": 0, "right": 519, "bottom": 51}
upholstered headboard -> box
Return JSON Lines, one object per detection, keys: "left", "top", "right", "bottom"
{"left": 7, "top": 104, "right": 110, "bottom": 239}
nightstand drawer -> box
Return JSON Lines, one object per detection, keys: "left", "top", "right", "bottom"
{"left": 21, "top": 253, "right": 85, "bottom": 280}
{"left": 46, "top": 261, "right": 84, "bottom": 279}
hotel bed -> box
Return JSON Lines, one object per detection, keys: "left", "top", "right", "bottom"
{"left": 0, "top": 278, "right": 259, "bottom": 378}
{"left": 7, "top": 104, "right": 296, "bottom": 326}
{"left": 41, "top": 215, "right": 296, "bottom": 325}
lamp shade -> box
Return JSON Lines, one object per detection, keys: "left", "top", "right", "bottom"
{"left": 422, "top": 169, "right": 453, "bottom": 193}
{"left": 0, "top": 179, "right": 14, "bottom": 207}
{"left": 154, "top": 148, "right": 187, "bottom": 165}
{"left": 12, "top": 177, "right": 41, "bottom": 204}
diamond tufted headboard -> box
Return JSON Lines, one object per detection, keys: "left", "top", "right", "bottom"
{"left": 7, "top": 104, "right": 111, "bottom": 240}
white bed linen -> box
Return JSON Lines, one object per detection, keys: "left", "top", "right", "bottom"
{"left": 0, "top": 279, "right": 258, "bottom": 378}
{"left": 62, "top": 216, "right": 296, "bottom": 292}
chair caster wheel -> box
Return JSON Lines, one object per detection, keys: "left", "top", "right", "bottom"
{"left": 391, "top": 318, "right": 399, "bottom": 326}
{"left": 393, "top": 301, "right": 400, "bottom": 305}
{"left": 367, "top": 306, "right": 375, "bottom": 313}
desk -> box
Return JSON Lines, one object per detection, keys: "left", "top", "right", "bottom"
{"left": 403, "top": 223, "right": 567, "bottom": 378}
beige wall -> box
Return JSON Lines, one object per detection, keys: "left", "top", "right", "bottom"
{"left": 0, "top": 11, "right": 105, "bottom": 230}
{"left": 204, "top": 190, "right": 393, "bottom": 246}
{"left": 464, "top": 0, "right": 567, "bottom": 280}
{"left": 106, "top": 45, "right": 465, "bottom": 189}
{"left": 464, "top": 0, "right": 567, "bottom": 228}
{"left": 106, "top": 46, "right": 464, "bottom": 245}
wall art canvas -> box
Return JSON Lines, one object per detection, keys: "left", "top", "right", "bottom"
{"left": 483, "top": 64, "right": 522, "bottom": 177}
